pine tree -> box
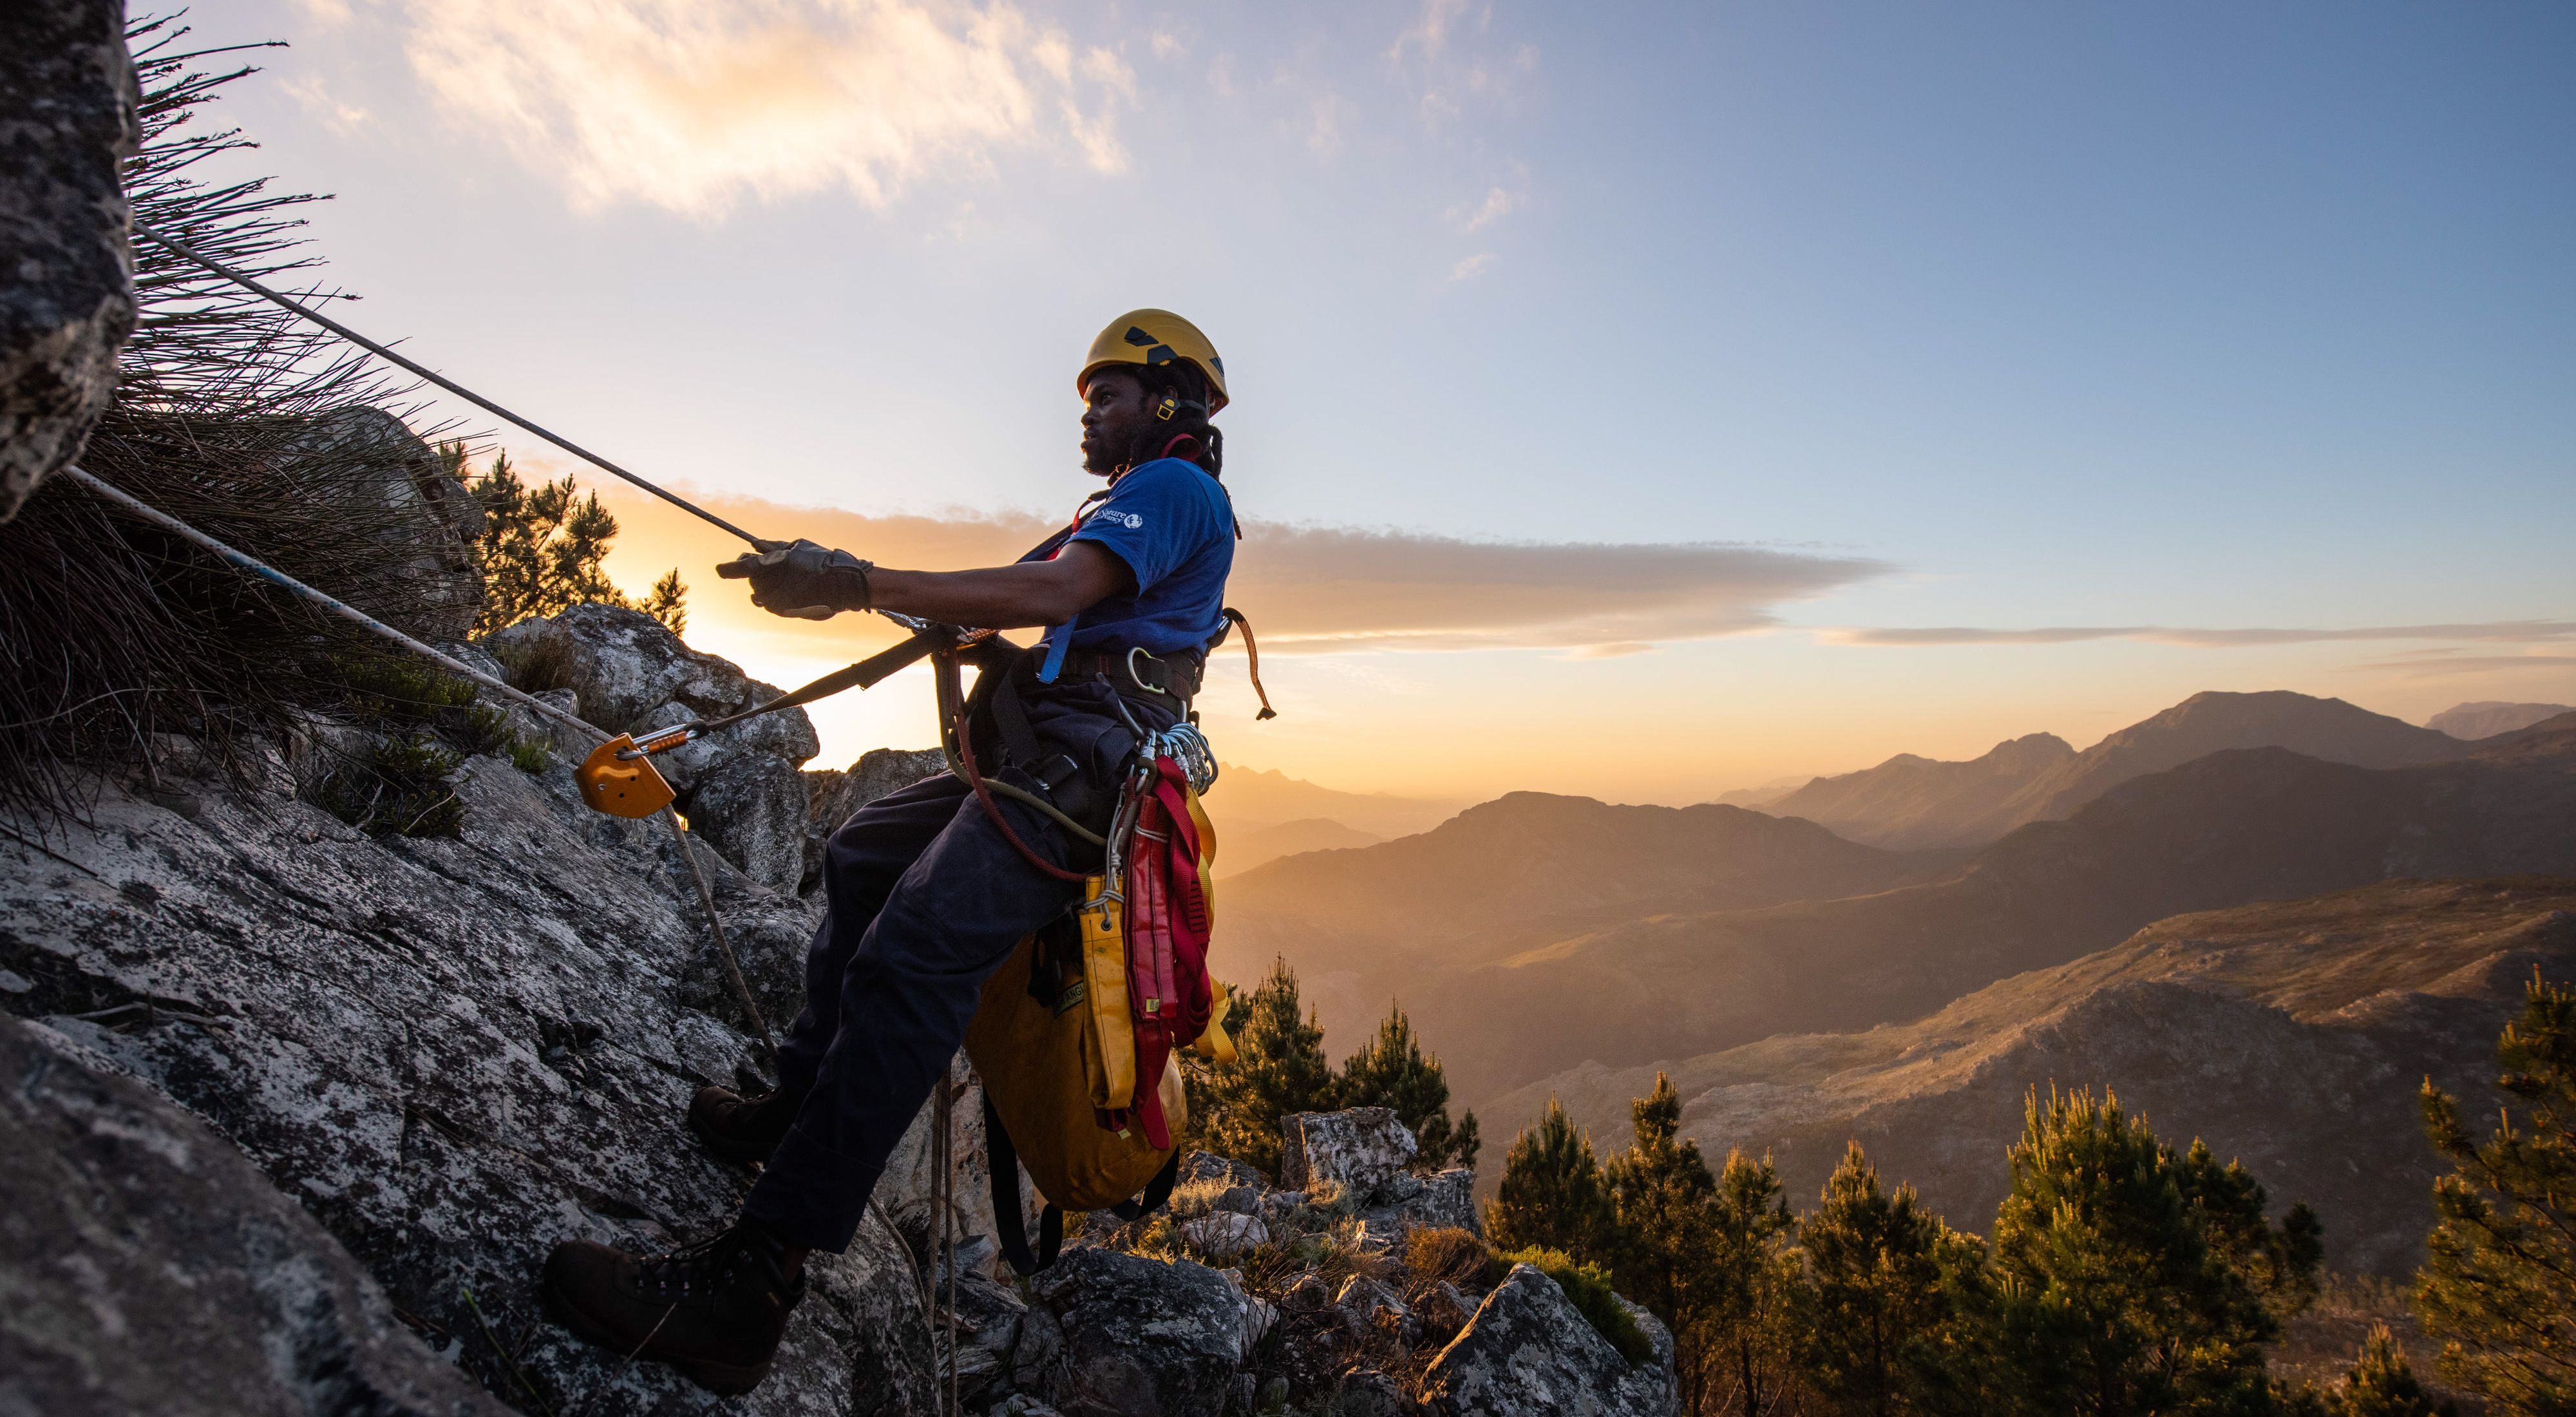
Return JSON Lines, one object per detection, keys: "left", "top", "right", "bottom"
{"left": 2417, "top": 969, "right": 2576, "bottom": 1414}
{"left": 2172, "top": 1137, "right": 2325, "bottom": 1318}
{"left": 457, "top": 448, "right": 686, "bottom": 636}
{"left": 1987, "top": 1088, "right": 2275, "bottom": 1416}
{"left": 1337, "top": 1002, "right": 1480, "bottom": 1171}
{"left": 1705, "top": 1148, "right": 1805, "bottom": 1417}
{"left": 1798, "top": 1141, "right": 1955, "bottom": 1417}
{"left": 1604, "top": 1076, "right": 1716, "bottom": 1326}
{"left": 2337, "top": 1326, "right": 2447, "bottom": 1417}
{"left": 1487, "top": 1098, "right": 1617, "bottom": 1260}
{"left": 1191, "top": 957, "right": 1336, "bottom": 1177}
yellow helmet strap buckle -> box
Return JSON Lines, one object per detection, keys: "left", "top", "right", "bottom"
{"left": 1154, "top": 394, "right": 1179, "bottom": 421}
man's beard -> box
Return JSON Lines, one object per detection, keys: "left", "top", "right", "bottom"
{"left": 1081, "top": 433, "right": 1130, "bottom": 477}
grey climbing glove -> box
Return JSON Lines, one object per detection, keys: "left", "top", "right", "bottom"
{"left": 717, "top": 539, "right": 874, "bottom": 620}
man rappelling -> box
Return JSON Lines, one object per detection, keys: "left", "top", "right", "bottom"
{"left": 540, "top": 310, "right": 1242, "bottom": 1394}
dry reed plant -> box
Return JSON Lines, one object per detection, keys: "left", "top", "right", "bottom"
{"left": 1, "top": 17, "right": 483, "bottom": 837}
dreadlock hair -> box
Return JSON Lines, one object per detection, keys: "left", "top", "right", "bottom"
{"left": 1122, "top": 361, "right": 1223, "bottom": 479}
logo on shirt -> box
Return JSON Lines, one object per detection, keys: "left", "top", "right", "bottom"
{"left": 1090, "top": 510, "right": 1143, "bottom": 530}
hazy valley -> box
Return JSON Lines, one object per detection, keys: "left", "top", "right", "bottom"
{"left": 1211, "top": 692, "right": 2576, "bottom": 1273}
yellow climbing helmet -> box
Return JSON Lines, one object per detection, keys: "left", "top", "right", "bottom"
{"left": 1077, "top": 309, "right": 1228, "bottom": 415}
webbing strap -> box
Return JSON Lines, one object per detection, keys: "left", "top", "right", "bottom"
{"left": 982, "top": 1091, "right": 1064, "bottom": 1276}
{"left": 1109, "top": 1150, "right": 1183, "bottom": 1222}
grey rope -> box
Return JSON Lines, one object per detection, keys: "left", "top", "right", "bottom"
{"left": 65, "top": 465, "right": 779, "bottom": 1065}
{"left": 130, "top": 222, "right": 772, "bottom": 550}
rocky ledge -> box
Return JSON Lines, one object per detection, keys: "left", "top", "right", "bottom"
{"left": 0, "top": 611, "right": 1672, "bottom": 1416}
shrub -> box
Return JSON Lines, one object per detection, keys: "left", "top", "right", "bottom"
{"left": 1492, "top": 1246, "right": 1652, "bottom": 1365}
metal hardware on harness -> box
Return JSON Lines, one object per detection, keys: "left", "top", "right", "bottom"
{"left": 614, "top": 722, "right": 699, "bottom": 761}
{"left": 1125, "top": 645, "right": 1171, "bottom": 696}
{"left": 1150, "top": 723, "right": 1220, "bottom": 797}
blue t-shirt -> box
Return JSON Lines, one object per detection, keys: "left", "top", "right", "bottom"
{"left": 1027, "top": 457, "right": 1234, "bottom": 663}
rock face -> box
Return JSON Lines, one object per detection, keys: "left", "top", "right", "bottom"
{"left": 1420, "top": 1264, "right": 1676, "bottom": 1417}
{"left": 0, "top": 1011, "right": 508, "bottom": 1417}
{"left": 1030, "top": 1246, "right": 1251, "bottom": 1417}
{"left": 488, "top": 604, "right": 822, "bottom": 894}
{"left": 1283, "top": 1106, "right": 1419, "bottom": 1194}
{"left": 802, "top": 745, "right": 948, "bottom": 896}
{"left": 287, "top": 406, "right": 488, "bottom": 640}
{"left": 0, "top": 718, "right": 932, "bottom": 1412}
{"left": 0, "top": 0, "right": 137, "bottom": 524}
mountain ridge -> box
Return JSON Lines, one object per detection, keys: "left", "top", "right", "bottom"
{"left": 1484, "top": 877, "right": 2576, "bottom": 1277}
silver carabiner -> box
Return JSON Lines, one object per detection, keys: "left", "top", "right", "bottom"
{"left": 1124, "top": 645, "right": 1171, "bottom": 696}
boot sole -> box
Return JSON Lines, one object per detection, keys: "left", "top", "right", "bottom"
{"left": 540, "top": 1259, "right": 774, "bottom": 1398}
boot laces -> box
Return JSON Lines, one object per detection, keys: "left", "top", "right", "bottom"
{"left": 640, "top": 1229, "right": 759, "bottom": 1301}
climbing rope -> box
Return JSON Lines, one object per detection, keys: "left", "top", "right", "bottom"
{"left": 63, "top": 465, "right": 780, "bottom": 1065}
{"left": 131, "top": 222, "right": 773, "bottom": 550}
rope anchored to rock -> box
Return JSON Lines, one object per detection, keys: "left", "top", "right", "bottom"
{"left": 64, "top": 464, "right": 780, "bottom": 1066}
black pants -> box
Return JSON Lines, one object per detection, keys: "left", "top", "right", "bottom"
{"left": 741, "top": 685, "right": 1165, "bottom": 1252}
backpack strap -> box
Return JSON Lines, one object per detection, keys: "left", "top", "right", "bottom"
{"left": 983, "top": 1090, "right": 1065, "bottom": 1276}
{"left": 1108, "top": 1149, "right": 1184, "bottom": 1223}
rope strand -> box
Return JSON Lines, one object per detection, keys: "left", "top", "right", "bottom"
{"left": 130, "top": 222, "right": 773, "bottom": 550}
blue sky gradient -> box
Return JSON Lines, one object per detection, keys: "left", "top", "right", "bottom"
{"left": 184, "top": 1, "right": 2575, "bottom": 799}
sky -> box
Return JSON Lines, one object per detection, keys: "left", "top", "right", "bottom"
{"left": 179, "top": 0, "right": 2575, "bottom": 804}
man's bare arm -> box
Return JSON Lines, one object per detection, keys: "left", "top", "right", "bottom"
{"left": 866, "top": 541, "right": 1133, "bottom": 629}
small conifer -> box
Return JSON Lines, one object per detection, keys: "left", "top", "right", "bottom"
{"left": 2339, "top": 1325, "right": 2447, "bottom": 1417}
{"left": 1337, "top": 1002, "right": 1480, "bottom": 1171}
{"left": 1486, "top": 1098, "right": 1617, "bottom": 1259}
{"left": 2416, "top": 969, "right": 2576, "bottom": 1413}
{"left": 458, "top": 448, "right": 687, "bottom": 636}
{"left": 1190, "top": 957, "right": 1336, "bottom": 1177}
{"left": 1798, "top": 1141, "right": 1953, "bottom": 1417}
{"left": 1705, "top": 1148, "right": 1804, "bottom": 1417}
{"left": 1987, "top": 1087, "right": 2275, "bottom": 1414}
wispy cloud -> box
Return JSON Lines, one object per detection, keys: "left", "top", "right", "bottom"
{"left": 2353, "top": 651, "right": 2576, "bottom": 680}
{"left": 1825, "top": 621, "right": 2576, "bottom": 648}
{"left": 402, "top": 0, "right": 1131, "bottom": 216}
{"left": 589, "top": 484, "right": 1889, "bottom": 658}
{"left": 1450, "top": 251, "right": 1499, "bottom": 281}
{"left": 1450, "top": 185, "right": 1519, "bottom": 233}
{"left": 1390, "top": 0, "right": 1477, "bottom": 62}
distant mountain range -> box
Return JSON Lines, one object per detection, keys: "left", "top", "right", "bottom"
{"left": 1763, "top": 690, "right": 2469, "bottom": 850}
{"left": 2428, "top": 700, "right": 2575, "bottom": 741}
{"left": 1204, "top": 764, "right": 1460, "bottom": 841}
{"left": 1218, "top": 794, "right": 1937, "bottom": 1063}
{"left": 1488, "top": 877, "right": 2576, "bottom": 1276}
{"left": 1220, "top": 698, "right": 2576, "bottom": 1116}
{"left": 1216, "top": 818, "right": 1385, "bottom": 877}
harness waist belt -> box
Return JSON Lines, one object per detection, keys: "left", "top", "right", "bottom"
{"left": 1044, "top": 646, "right": 1206, "bottom": 700}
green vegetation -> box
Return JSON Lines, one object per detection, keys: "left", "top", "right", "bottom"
{"left": 1189, "top": 960, "right": 1479, "bottom": 1179}
{"left": 455, "top": 449, "right": 687, "bottom": 636}
{"left": 1488, "top": 1098, "right": 1617, "bottom": 1259}
{"left": 1482, "top": 1076, "right": 2330, "bottom": 1414}
{"left": 1494, "top": 1246, "right": 1654, "bottom": 1364}
{"left": 2417, "top": 969, "right": 2576, "bottom": 1414}
{"left": 1336, "top": 1002, "right": 1480, "bottom": 1170}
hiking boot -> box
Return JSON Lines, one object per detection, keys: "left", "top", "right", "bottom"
{"left": 542, "top": 1222, "right": 804, "bottom": 1396}
{"left": 688, "top": 1083, "right": 802, "bottom": 1165}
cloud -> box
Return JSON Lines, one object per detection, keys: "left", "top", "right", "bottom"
{"left": 2353, "top": 652, "right": 2576, "bottom": 680}
{"left": 1450, "top": 252, "right": 1499, "bottom": 281}
{"left": 1450, "top": 185, "right": 1519, "bottom": 233}
{"left": 1824, "top": 621, "right": 2576, "bottom": 648}
{"left": 401, "top": 0, "right": 1131, "bottom": 216}
{"left": 280, "top": 74, "right": 370, "bottom": 133}
{"left": 1391, "top": 0, "right": 1477, "bottom": 62}
{"left": 586, "top": 484, "right": 1888, "bottom": 661}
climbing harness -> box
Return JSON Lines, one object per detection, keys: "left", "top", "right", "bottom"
{"left": 61, "top": 466, "right": 780, "bottom": 1066}
{"left": 73, "top": 253, "right": 1278, "bottom": 1295}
